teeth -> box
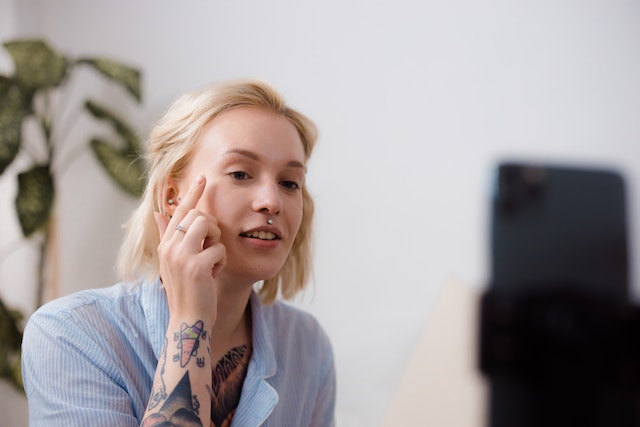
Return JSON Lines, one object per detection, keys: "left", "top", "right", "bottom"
{"left": 243, "top": 230, "right": 277, "bottom": 240}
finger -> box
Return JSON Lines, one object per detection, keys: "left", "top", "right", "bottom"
{"left": 196, "top": 241, "right": 226, "bottom": 279}
{"left": 172, "top": 209, "right": 218, "bottom": 236}
{"left": 174, "top": 174, "right": 206, "bottom": 218}
{"left": 180, "top": 214, "right": 221, "bottom": 249}
{"left": 167, "top": 174, "right": 206, "bottom": 238}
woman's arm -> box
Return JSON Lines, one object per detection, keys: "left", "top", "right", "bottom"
{"left": 142, "top": 175, "right": 225, "bottom": 426}
{"left": 141, "top": 318, "right": 212, "bottom": 426}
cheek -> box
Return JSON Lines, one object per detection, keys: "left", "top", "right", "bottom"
{"left": 195, "top": 185, "right": 219, "bottom": 213}
{"left": 289, "top": 201, "right": 304, "bottom": 236}
{"left": 196, "top": 180, "right": 238, "bottom": 214}
{"left": 195, "top": 192, "right": 227, "bottom": 230}
{"left": 197, "top": 186, "right": 244, "bottom": 238}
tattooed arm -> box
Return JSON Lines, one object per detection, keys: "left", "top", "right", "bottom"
{"left": 141, "top": 319, "right": 212, "bottom": 427}
{"left": 144, "top": 175, "right": 225, "bottom": 426}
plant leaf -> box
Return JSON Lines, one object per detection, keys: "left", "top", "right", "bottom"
{"left": 0, "top": 299, "right": 22, "bottom": 351}
{"left": 15, "top": 165, "right": 55, "bottom": 237}
{"left": 3, "top": 39, "right": 68, "bottom": 89}
{"left": 90, "top": 139, "right": 146, "bottom": 197}
{"left": 85, "top": 100, "right": 146, "bottom": 196}
{"left": 0, "top": 77, "right": 31, "bottom": 174}
{"left": 10, "top": 349, "right": 23, "bottom": 392}
{"left": 84, "top": 100, "right": 136, "bottom": 145}
{"left": 78, "top": 58, "right": 142, "bottom": 102}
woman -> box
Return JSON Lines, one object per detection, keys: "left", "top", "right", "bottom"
{"left": 22, "top": 80, "right": 336, "bottom": 426}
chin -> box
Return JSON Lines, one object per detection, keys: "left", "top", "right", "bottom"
{"left": 226, "top": 261, "right": 285, "bottom": 284}
{"left": 258, "top": 265, "right": 285, "bottom": 282}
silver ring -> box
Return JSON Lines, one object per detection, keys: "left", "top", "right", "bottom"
{"left": 175, "top": 224, "right": 188, "bottom": 233}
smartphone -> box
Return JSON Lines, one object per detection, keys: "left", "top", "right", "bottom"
{"left": 491, "top": 162, "right": 628, "bottom": 299}
{"left": 482, "top": 162, "right": 633, "bottom": 427}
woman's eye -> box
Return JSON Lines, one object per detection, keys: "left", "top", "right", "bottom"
{"left": 280, "top": 180, "right": 300, "bottom": 191}
{"left": 230, "top": 171, "right": 250, "bottom": 180}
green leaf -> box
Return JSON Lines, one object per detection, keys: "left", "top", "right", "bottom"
{"left": 90, "top": 139, "right": 146, "bottom": 197}
{"left": 15, "top": 165, "right": 55, "bottom": 237}
{"left": 85, "top": 100, "right": 146, "bottom": 197}
{"left": 78, "top": 58, "right": 142, "bottom": 102}
{"left": 10, "top": 349, "right": 23, "bottom": 392}
{"left": 0, "top": 292, "right": 25, "bottom": 392}
{"left": 0, "top": 299, "right": 22, "bottom": 351}
{"left": 3, "top": 39, "right": 68, "bottom": 89}
{"left": 0, "top": 77, "right": 32, "bottom": 174}
{"left": 84, "top": 100, "right": 137, "bottom": 145}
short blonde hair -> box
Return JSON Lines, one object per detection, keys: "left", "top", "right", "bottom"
{"left": 118, "top": 79, "right": 317, "bottom": 303}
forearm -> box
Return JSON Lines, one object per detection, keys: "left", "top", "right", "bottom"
{"left": 141, "top": 318, "right": 212, "bottom": 427}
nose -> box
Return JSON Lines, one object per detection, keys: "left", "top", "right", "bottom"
{"left": 252, "top": 179, "right": 282, "bottom": 215}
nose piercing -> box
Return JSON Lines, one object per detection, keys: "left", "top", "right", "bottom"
{"left": 267, "top": 219, "right": 274, "bottom": 225}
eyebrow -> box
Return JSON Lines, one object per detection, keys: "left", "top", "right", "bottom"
{"left": 224, "top": 149, "right": 306, "bottom": 170}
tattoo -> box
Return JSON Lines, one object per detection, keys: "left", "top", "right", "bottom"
{"left": 148, "top": 337, "right": 169, "bottom": 410}
{"left": 209, "top": 344, "right": 251, "bottom": 427}
{"left": 173, "top": 320, "right": 205, "bottom": 367}
{"left": 192, "top": 394, "right": 200, "bottom": 416}
{"left": 142, "top": 372, "right": 203, "bottom": 427}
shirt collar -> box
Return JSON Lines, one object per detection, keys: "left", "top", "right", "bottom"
{"left": 141, "top": 278, "right": 170, "bottom": 360}
{"left": 235, "top": 291, "right": 279, "bottom": 424}
{"left": 249, "top": 291, "right": 277, "bottom": 379}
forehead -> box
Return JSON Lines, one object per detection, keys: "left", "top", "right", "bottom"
{"left": 196, "top": 107, "right": 305, "bottom": 161}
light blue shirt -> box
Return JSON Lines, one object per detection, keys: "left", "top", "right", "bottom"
{"left": 22, "top": 279, "right": 336, "bottom": 426}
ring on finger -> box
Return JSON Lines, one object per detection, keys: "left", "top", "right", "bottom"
{"left": 175, "top": 224, "right": 188, "bottom": 233}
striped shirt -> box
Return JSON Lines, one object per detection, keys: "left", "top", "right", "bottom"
{"left": 22, "top": 279, "right": 336, "bottom": 426}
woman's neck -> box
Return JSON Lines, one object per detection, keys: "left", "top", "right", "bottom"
{"left": 211, "top": 276, "right": 254, "bottom": 353}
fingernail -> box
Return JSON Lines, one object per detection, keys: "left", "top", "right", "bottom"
{"left": 196, "top": 174, "right": 205, "bottom": 185}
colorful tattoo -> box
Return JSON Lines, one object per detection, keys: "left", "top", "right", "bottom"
{"left": 173, "top": 320, "right": 205, "bottom": 367}
{"left": 142, "top": 372, "right": 203, "bottom": 427}
{"left": 209, "top": 344, "right": 251, "bottom": 427}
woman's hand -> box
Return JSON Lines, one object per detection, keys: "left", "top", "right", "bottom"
{"left": 142, "top": 175, "right": 222, "bottom": 426}
{"left": 153, "top": 174, "right": 226, "bottom": 327}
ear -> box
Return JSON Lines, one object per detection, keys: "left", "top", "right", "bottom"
{"left": 162, "top": 177, "right": 180, "bottom": 217}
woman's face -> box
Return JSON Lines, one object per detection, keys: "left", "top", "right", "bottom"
{"left": 174, "top": 107, "right": 306, "bottom": 284}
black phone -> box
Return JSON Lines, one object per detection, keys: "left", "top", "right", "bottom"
{"left": 491, "top": 162, "right": 628, "bottom": 299}
{"left": 480, "top": 162, "right": 635, "bottom": 427}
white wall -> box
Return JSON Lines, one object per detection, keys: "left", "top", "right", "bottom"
{"left": 2, "top": 1, "right": 640, "bottom": 426}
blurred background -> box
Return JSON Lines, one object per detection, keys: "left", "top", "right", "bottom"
{"left": 1, "top": 1, "right": 639, "bottom": 426}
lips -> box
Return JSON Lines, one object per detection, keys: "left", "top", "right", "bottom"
{"left": 240, "top": 230, "right": 279, "bottom": 241}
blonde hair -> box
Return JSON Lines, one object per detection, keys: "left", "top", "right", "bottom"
{"left": 118, "top": 79, "right": 317, "bottom": 303}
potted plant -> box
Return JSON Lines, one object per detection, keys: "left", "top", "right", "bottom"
{"left": 0, "top": 38, "right": 146, "bottom": 392}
